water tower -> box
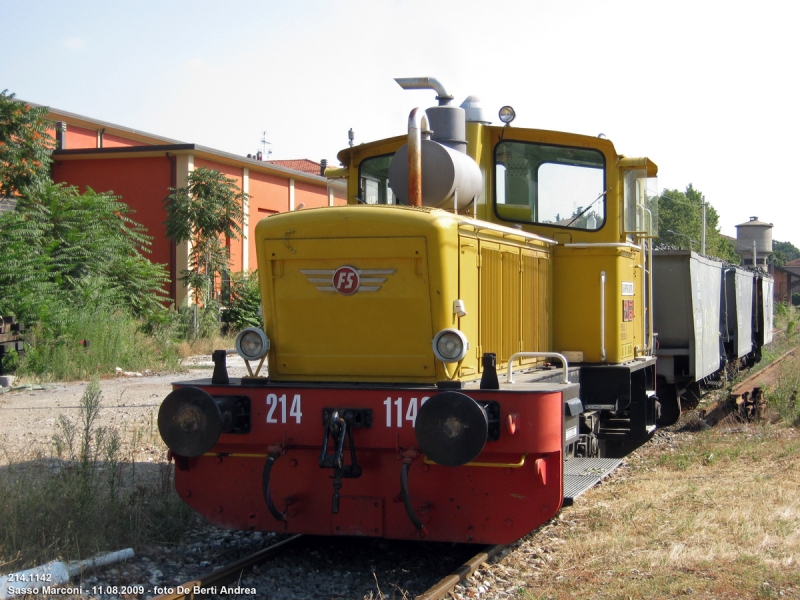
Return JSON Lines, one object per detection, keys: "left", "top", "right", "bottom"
{"left": 735, "top": 216, "right": 773, "bottom": 266}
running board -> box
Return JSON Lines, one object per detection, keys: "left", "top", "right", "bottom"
{"left": 562, "top": 458, "right": 622, "bottom": 506}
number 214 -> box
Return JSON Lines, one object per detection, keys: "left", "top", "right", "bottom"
{"left": 266, "top": 393, "right": 302, "bottom": 424}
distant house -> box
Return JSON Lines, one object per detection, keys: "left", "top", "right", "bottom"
{"left": 773, "top": 258, "right": 800, "bottom": 304}
{"left": 27, "top": 102, "right": 346, "bottom": 306}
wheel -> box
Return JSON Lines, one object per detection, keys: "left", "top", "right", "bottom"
{"left": 656, "top": 381, "right": 681, "bottom": 427}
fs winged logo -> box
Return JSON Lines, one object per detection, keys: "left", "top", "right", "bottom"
{"left": 300, "top": 266, "right": 396, "bottom": 295}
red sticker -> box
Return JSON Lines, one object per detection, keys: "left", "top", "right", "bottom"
{"left": 623, "top": 300, "right": 634, "bottom": 322}
{"left": 332, "top": 266, "right": 360, "bottom": 295}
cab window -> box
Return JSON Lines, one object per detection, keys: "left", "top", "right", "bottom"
{"left": 494, "top": 141, "right": 605, "bottom": 229}
{"left": 358, "top": 154, "right": 396, "bottom": 205}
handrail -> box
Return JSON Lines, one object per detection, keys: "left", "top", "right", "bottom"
{"left": 644, "top": 209, "right": 654, "bottom": 353}
{"left": 600, "top": 271, "right": 607, "bottom": 361}
{"left": 563, "top": 242, "right": 640, "bottom": 249}
{"left": 506, "top": 352, "right": 569, "bottom": 384}
{"left": 458, "top": 219, "right": 557, "bottom": 245}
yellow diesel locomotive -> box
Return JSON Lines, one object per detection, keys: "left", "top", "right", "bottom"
{"left": 158, "top": 77, "right": 663, "bottom": 544}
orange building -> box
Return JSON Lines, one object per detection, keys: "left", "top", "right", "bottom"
{"left": 35, "top": 103, "right": 345, "bottom": 306}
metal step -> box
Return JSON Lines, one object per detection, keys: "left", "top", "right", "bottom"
{"left": 597, "top": 429, "right": 630, "bottom": 439}
{"left": 563, "top": 457, "right": 622, "bottom": 506}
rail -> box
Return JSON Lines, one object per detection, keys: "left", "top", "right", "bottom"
{"left": 152, "top": 534, "right": 302, "bottom": 600}
{"left": 415, "top": 544, "right": 506, "bottom": 600}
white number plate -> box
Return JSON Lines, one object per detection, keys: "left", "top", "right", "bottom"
{"left": 383, "top": 396, "right": 430, "bottom": 428}
{"left": 266, "top": 393, "right": 303, "bottom": 424}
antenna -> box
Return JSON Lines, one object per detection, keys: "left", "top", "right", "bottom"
{"left": 261, "top": 131, "right": 272, "bottom": 158}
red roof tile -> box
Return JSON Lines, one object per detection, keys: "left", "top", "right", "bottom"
{"left": 266, "top": 159, "right": 321, "bottom": 176}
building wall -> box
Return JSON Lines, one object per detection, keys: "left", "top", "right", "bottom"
{"left": 296, "top": 179, "right": 327, "bottom": 209}
{"left": 37, "top": 103, "right": 343, "bottom": 306}
{"left": 51, "top": 156, "right": 174, "bottom": 293}
{"left": 103, "top": 133, "right": 147, "bottom": 148}
{"left": 247, "top": 171, "right": 291, "bottom": 270}
{"left": 64, "top": 125, "right": 98, "bottom": 149}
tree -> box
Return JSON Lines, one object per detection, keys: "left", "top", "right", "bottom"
{"left": 771, "top": 240, "right": 800, "bottom": 266}
{"left": 657, "top": 184, "right": 739, "bottom": 263}
{"left": 163, "top": 167, "right": 246, "bottom": 305}
{"left": 0, "top": 90, "right": 53, "bottom": 198}
{"left": 0, "top": 183, "right": 170, "bottom": 324}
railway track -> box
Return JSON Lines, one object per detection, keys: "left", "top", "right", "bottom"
{"left": 150, "top": 535, "right": 504, "bottom": 600}
{"left": 415, "top": 544, "right": 505, "bottom": 600}
{"left": 152, "top": 534, "right": 302, "bottom": 600}
{"left": 731, "top": 348, "right": 796, "bottom": 397}
{"left": 702, "top": 347, "right": 796, "bottom": 425}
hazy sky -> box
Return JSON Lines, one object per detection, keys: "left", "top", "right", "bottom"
{"left": 2, "top": 0, "right": 798, "bottom": 246}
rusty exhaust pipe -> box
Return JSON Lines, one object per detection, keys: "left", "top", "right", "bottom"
{"left": 407, "top": 107, "right": 429, "bottom": 208}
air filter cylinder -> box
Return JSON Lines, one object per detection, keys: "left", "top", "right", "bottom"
{"left": 426, "top": 105, "right": 467, "bottom": 153}
{"left": 388, "top": 139, "right": 482, "bottom": 210}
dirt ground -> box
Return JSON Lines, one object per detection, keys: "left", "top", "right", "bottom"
{"left": 0, "top": 356, "right": 252, "bottom": 464}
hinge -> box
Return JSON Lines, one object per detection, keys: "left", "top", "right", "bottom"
{"left": 476, "top": 254, "right": 482, "bottom": 268}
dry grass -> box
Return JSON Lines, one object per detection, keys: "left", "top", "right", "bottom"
{"left": 0, "top": 382, "right": 193, "bottom": 571}
{"left": 176, "top": 332, "right": 236, "bottom": 358}
{"left": 479, "top": 424, "right": 800, "bottom": 599}
{"left": 474, "top": 338, "right": 800, "bottom": 599}
{"left": 768, "top": 352, "right": 800, "bottom": 425}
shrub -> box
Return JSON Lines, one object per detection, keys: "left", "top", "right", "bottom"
{"left": 222, "top": 270, "right": 262, "bottom": 333}
{"left": 18, "top": 306, "right": 181, "bottom": 381}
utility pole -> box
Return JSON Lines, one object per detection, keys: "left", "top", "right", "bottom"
{"left": 701, "top": 195, "right": 706, "bottom": 255}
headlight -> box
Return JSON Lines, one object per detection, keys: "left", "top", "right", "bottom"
{"left": 432, "top": 329, "right": 469, "bottom": 363}
{"left": 235, "top": 327, "right": 270, "bottom": 361}
{"left": 498, "top": 105, "right": 516, "bottom": 124}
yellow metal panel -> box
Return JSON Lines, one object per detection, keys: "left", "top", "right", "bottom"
{"left": 458, "top": 235, "right": 480, "bottom": 378}
{"left": 254, "top": 205, "right": 553, "bottom": 384}
{"left": 540, "top": 257, "right": 551, "bottom": 352}
{"left": 501, "top": 249, "right": 520, "bottom": 363}
{"left": 263, "top": 236, "right": 433, "bottom": 380}
{"left": 553, "top": 245, "right": 640, "bottom": 363}
{"left": 479, "top": 243, "right": 503, "bottom": 363}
